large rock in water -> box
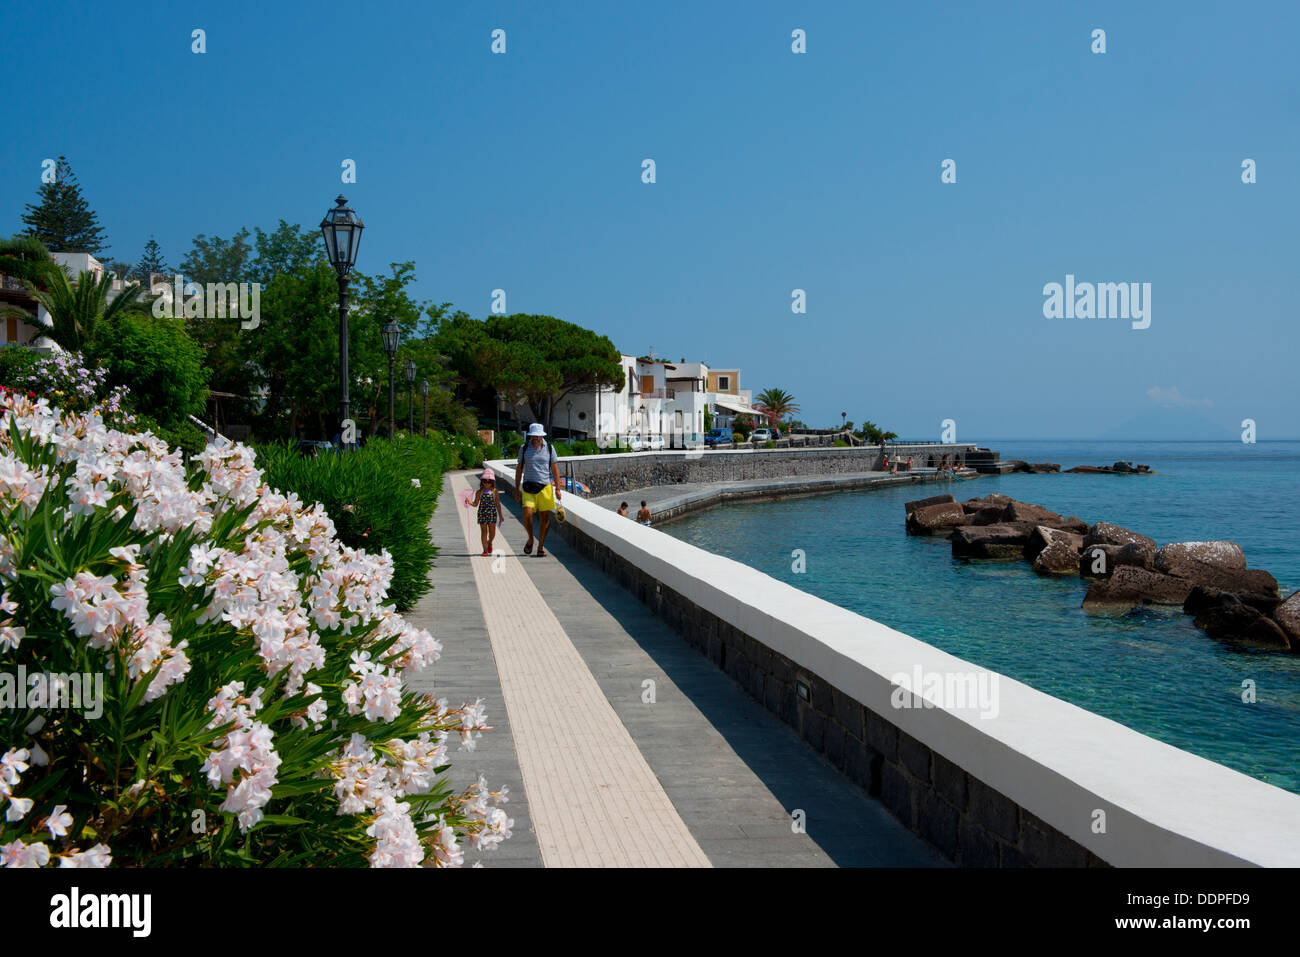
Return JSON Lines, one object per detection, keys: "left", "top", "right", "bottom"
{"left": 1275, "top": 591, "right": 1300, "bottom": 647}
{"left": 999, "top": 501, "right": 1063, "bottom": 525}
{"left": 1082, "top": 521, "right": 1157, "bottom": 552}
{"left": 1193, "top": 604, "right": 1291, "bottom": 651}
{"left": 951, "top": 524, "right": 1034, "bottom": 559}
{"left": 1154, "top": 541, "right": 1247, "bottom": 575}
{"left": 966, "top": 506, "right": 1006, "bottom": 526}
{"left": 1082, "top": 566, "right": 1195, "bottom": 614}
{"left": 905, "top": 493, "right": 956, "bottom": 516}
{"left": 1183, "top": 585, "right": 1281, "bottom": 618}
{"left": 1155, "top": 557, "right": 1278, "bottom": 599}
{"left": 1079, "top": 542, "right": 1155, "bottom": 578}
{"left": 906, "top": 501, "right": 967, "bottom": 535}
{"left": 1033, "top": 540, "right": 1081, "bottom": 575}
{"left": 1024, "top": 525, "right": 1083, "bottom": 561}
{"left": 961, "top": 494, "right": 1014, "bottom": 514}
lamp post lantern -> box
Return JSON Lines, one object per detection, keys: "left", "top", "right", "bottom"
{"left": 381, "top": 321, "right": 399, "bottom": 438}
{"left": 320, "top": 195, "right": 364, "bottom": 447}
{"left": 420, "top": 379, "right": 429, "bottom": 434}
{"left": 404, "top": 359, "right": 417, "bottom": 433}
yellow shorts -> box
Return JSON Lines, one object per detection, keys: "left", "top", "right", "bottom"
{"left": 521, "top": 483, "right": 556, "bottom": 512}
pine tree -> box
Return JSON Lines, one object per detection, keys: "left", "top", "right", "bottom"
{"left": 20, "top": 156, "right": 110, "bottom": 255}
{"left": 131, "top": 236, "right": 169, "bottom": 282}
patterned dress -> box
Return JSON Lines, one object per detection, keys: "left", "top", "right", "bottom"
{"left": 476, "top": 488, "right": 499, "bottom": 525}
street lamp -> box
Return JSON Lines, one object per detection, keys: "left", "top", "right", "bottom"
{"left": 566, "top": 400, "right": 572, "bottom": 443}
{"left": 381, "top": 321, "right": 399, "bottom": 438}
{"left": 638, "top": 404, "right": 645, "bottom": 445}
{"left": 495, "top": 392, "right": 502, "bottom": 441}
{"left": 404, "top": 359, "right": 416, "bottom": 433}
{"left": 320, "top": 195, "right": 364, "bottom": 448}
{"left": 420, "top": 379, "right": 429, "bottom": 434}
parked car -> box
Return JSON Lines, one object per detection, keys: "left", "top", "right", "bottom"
{"left": 296, "top": 439, "right": 336, "bottom": 457}
{"left": 646, "top": 435, "right": 664, "bottom": 451}
{"left": 627, "top": 435, "right": 644, "bottom": 452}
{"left": 751, "top": 428, "right": 774, "bottom": 443}
{"left": 703, "top": 428, "right": 733, "bottom": 447}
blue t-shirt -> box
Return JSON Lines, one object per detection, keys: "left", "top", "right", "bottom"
{"left": 518, "top": 440, "right": 558, "bottom": 485}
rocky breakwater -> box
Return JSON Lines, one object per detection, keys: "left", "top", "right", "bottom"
{"left": 1064, "top": 461, "right": 1152, "bottom": 474}
{"left": 904, "top": 493, "right": 1299, "bottom": 653}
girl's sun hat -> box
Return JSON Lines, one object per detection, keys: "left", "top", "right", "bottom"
{"left": 481, "top": 469, "right": 495, "bottom": 481}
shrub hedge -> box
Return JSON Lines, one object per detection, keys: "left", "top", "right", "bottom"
{"left": 257, "top": 435, "right": 452, "bottom": 611}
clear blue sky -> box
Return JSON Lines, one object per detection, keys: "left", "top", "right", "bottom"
{"left": 4, "top": 0, "right": 1296, "bottom": 440}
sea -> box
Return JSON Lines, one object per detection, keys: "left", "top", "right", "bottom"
{"left": 661, "top": 440, "right": 1300, "bottom": 794}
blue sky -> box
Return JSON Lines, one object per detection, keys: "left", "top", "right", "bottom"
{"left": 3, "top": 0, "right": 1297, "bottom": 439}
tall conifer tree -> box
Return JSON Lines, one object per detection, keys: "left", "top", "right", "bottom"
{"left": 20, "top": 156, "right": 110, "bottom": 255}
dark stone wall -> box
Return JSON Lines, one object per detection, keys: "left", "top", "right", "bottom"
{"left": 552, "top": 518, "right": 1108, "bottom": 868}
{"left": 540, "top": 444, "right": 979, "bottom": 497}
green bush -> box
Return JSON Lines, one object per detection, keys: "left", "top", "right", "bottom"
{"left": 763, "top": 440, "right": 776, "bottom": 449}
{"left": 257, "top": 434, "right": 452, "bottom": 610}
{"left": 833, "top": 439, "right": 850, "bottom": 447}
{"left": 732, "top": 432, "right": 744, "bottom": 443}
{"left": 87, "top": 312, "right": 209, "bottom": 430}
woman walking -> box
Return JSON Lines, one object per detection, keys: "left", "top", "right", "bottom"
{"left": 514, "top": 423, "right": 562, "bottom": 557}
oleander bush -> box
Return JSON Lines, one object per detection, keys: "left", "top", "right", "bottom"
{"left": 257, "top": 435, "right": 451, "bottom": 611}
{"left": 0, "top": 395, "right": 509, "bottom": 868}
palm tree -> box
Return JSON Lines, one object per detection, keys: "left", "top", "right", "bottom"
{"left": 0, "top": 239, "right": 144, "bottom": 352}
{"left": 754, "top": 387, "right": 800, "bottom": 431}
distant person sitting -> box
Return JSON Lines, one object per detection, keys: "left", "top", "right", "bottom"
{"left": 617, "top": 502, "right": 630, "bottom": 517}
{"left": 636, "top": 501, "right": 652, "bottom": 525}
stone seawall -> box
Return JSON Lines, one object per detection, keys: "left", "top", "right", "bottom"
{"left": 488, "top": 460, "right": 1300, "bottom": 867}
{"left": 555, "top": 444, "right": 979, "bottom": 497}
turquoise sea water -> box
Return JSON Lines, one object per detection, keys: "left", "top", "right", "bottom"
{"left": 662, "top": 441, "right": 1300, "bottom": 794}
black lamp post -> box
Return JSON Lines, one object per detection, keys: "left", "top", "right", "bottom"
{"left": 638, "top": 404, "right": 645, "bottom": 446}
{"left": 495, "top": 392, "right": 502, "bottom": 441}
{"left": 566, "top": 400, "right": 572, "bottom": 442}
{"left": 320, "top": 196, "right": 364, "bottom": 447}
{"left": 420, "top": 379, "right": 429, "bottom": 434}
{"left": 381, "top": 321, "right": 399, "bottom": 438}
{"left": 404, "top": 359, "right": 416, "bottom": 433}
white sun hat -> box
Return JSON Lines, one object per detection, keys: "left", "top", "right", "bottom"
{"left": 527, "top": 423, "right": 546, "bottom": 436}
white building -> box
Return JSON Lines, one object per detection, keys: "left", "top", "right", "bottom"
{"left": 1, "top": 252, "right": 170, "bottom": 349}
{"left": 561, "top": 354, "right": 759, "bottom": 448}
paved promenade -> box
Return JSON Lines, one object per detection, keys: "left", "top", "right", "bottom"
{"left": 406, "top": 471, "right": 946, "bottom": 867}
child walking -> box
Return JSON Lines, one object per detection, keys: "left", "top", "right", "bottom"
{"left": 471, "top": 469, "right": 501, "bottom": 556}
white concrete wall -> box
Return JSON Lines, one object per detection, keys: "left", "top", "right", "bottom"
{"left": 488, "top": 458, "right": 1300, "bottom": 866}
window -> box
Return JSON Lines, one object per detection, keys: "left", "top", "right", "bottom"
{"left": 627, "top": 368, "right": 636, "bottom": 393}
{"left": 717, "top": 375, "right": 730, "bottom": 391}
